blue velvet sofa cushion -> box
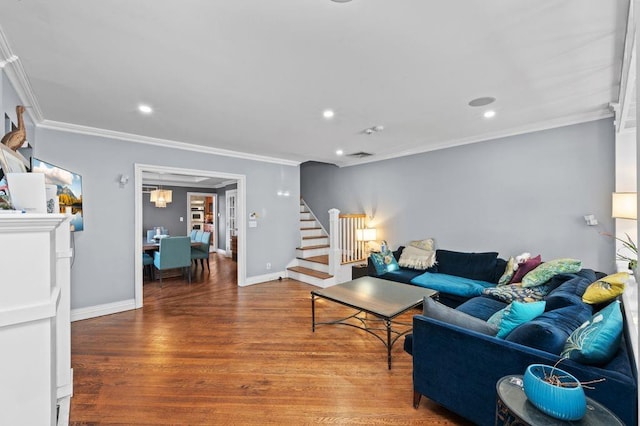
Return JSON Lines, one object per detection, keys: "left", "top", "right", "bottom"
{"left": 423, "top": 297, "right": 498, "bottom": 336}
{"left": 505, "top": 303, "right": 592, "bottom": 355}
{"left": 435, "top": 249, "right": 502, "bottom": 283}
{"left": 410, "top": 272, "right": 495, "bottom": 297}
{"left": 378, "top": 268, "right": 423, "bottom": 284}
{"left": 548, "top": 270, "right": 596, "bottom": 296}
{"left": 455, "top": 296, "right": 506, "bottom": 321}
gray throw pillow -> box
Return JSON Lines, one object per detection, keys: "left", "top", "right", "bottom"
{"left": 423, "top": 297, "right": 499, "bottom": 336}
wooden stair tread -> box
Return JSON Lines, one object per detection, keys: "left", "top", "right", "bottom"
{"left": 287, "top": 266, "right": 333, "bottom": 279}
{"left": 302, "top": 236, "right": 327, "bottom": 240}
{"left": 300, "top": 219, "right": 315, "bottom": 222}
{"left": 298, "top": 255, "right": 329, "bottom": 265}
{"left": 300, "top": 227, "right": 322, "bottom": 231}
{"left": 296, "top": 244, "right": 330, "bottom": 250}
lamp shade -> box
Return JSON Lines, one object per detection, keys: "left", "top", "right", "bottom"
{"left": 612, "top": 192, "right": 637, "bottom": 220}
{"left": 150, "top": 189, "right": 173, "bottom": 208}
{"left": 356, "top": 228, "right": 377, "bottom": 241}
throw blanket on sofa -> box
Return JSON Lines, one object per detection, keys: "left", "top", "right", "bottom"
{"left": 410, "top": 272, "right": 495, "bottom": 297}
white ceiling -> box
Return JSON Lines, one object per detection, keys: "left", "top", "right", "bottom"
{"left": 0, "top": 1, "right": 634, "bottom": 167}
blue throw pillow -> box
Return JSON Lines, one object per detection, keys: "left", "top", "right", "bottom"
{"left": 505, "top": 304, "right": 592, "bottom": 354}
{"left": 369, "top": 250, "right": 399, "bottom": 275}
{"left": 488, "top": 300, "right": 546, "bottom": 339}
{"left": 561, "top": 300, "right": 623, "bottom": 365}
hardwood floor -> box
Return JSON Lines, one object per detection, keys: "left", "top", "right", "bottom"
{"left": 70, "top": 253, "right": 471, "bottom": 425}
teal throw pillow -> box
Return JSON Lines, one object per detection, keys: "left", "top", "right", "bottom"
{"left": 369, "top": 250, "right": 399, "bottom": 275}
{"left": 561, "top": 300, "right": 623, "bottom": 365}
{"left": 521, "top": 258, "right": 582, "bottom": 288}
{"left": 487, "top": 300, "right": 546, "bottom": 339}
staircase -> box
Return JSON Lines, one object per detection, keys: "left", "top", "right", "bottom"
{"left": 286, "top": 200, "right": 336, "bottom": 287}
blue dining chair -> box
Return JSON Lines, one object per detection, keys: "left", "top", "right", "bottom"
{"left": 142, "top": 252, "right": 154, "bottom": 280}
{"left": 146, "top": 229, "right": 156, "bottom": 242}
{"left": 190, "top": 229, "right": 198, "bottom": 241}
{"left": 153, "top": 236, "right": 191, "bottom": 286}
{"left": 191, "top": 231, "right": 211, "bottom": 270}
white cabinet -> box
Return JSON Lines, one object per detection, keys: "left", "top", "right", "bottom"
{"left": 0, "top": 213, "right": 72, "bottom": 425}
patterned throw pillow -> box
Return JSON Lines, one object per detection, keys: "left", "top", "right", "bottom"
{"left": 561, "top": 300, "right": 623, "bottom": 364}
{"left": 369, "top": 250, "right": 400, "bottom": 275}
{"left": 582, "top": 272, "right": 628, "bottom": 304}
{"left": 487, "top": 300, "right": 546, "bottom": 339}
{"left": 483, "top": 283, "right": 552, "bottom": 304}
{"left": 498, "top": 257, "right": 516, "bottom": 286}
{"left": 521, "top": 258, "right": 582, "bottom": 288}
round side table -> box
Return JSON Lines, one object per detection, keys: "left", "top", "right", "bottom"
{"left": 495, "top": 375, "right": 623, "bottom": 426}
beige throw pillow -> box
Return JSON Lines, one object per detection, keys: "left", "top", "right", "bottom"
{"left": 398, "top": 245, "right": 436, "bottom": 270}
{"left": 409, "top": 238, "right": 435, "bottom": 251}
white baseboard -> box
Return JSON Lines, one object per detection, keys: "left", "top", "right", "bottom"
{"left": 243, "top": 271, "right": 286, "bottom": 286}
{"left": 71, "top": 299, "right": 136, "bottom": 322}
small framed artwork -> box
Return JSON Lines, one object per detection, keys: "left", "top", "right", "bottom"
{"left": 0, "top": 144, "right": 28, "bottom": 174}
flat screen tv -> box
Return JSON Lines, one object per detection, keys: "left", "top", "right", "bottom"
{"left": 32, "top": 158, "right": 84, "bottom": 231}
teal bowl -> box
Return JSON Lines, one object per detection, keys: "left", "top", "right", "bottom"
{"left": 523, "top": 364, "right": 586, "bottom": 421}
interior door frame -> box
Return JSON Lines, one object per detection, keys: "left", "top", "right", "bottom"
{"left": 225, "top": 189, "right": 237, "bottom": 257}
{"left": 134, "top": 163, "right": 246, "bottom": 309}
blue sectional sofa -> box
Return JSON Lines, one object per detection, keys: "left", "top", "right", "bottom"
{"left": 403, "top": 269, "right": 638, "bottom": 425}
{"left": 367, "top": 247, "right": 507, "bottom": 307}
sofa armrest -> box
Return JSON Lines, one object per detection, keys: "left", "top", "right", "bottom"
{"left": 411, "top": 315, "right": 637, "bottom": 426}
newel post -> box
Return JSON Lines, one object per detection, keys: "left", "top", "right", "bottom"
{"left": 328, "top": 208, "right": 341, "bottom": 276}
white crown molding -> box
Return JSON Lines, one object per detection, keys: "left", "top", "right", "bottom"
{"left": 0, "top": 25, "right": 44, "bottom": 123}
{"left": 39, "top": 119, "right": 301, "bottom": 167}
{"left": 338, "top": 110, "right": 614, "bottom": 168}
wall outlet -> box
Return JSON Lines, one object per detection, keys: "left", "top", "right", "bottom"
{"left": 266, "top": 262, "right": 271, "bottom": 270}
{"left": 179, "top": 217, "right": 184, "bottom": 222}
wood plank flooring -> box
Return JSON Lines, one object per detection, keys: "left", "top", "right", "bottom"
{"left": 70, "top": 254, "right": 471, "bottom": 425}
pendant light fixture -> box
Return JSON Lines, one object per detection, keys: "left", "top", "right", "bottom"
{"left": 150, "top": 188, "right": 173, "bottom": 208}
{"left": 149, "top": 174, "right": 173, "bottom": 208}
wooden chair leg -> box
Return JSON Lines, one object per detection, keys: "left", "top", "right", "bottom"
{"left": 413, "top": 390, "right": 422, "bottom": 409}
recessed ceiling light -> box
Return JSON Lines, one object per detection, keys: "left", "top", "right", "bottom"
{"left": 138, "top": 104, "right": 153, "bottom": 114}
{"left": 483, "top": 110, "right": 496, "bottom": 119}
{"left": 331, "top": 0, "right": 353, "bottom": 2}
{"left": 336, "top": 149, "right": 343, "bottom": 156}
{"left": 468, "top": 97, "right": 496, "bottom": 107}
{"left": 323, "top": 109, "right": 335, "bottom": 119}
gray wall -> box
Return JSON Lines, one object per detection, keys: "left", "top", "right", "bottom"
{"left": 142, "top": 185, "right": 218, "bottom": 238}
{"left": 302, "top": 119, "right": 616, "bottom": 273}
{"left": 2, "top": 70, "right": 300, "bottom": 310}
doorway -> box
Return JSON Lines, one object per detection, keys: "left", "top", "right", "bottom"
{"left": 188, "top": 191, "right": 217, "bottom": 252}
{"left": 134, "top": 164, "right": 246, "bottom": 309}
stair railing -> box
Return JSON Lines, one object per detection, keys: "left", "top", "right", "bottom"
{"left": 328, "top": 209, "right": 367, "bottom": 276}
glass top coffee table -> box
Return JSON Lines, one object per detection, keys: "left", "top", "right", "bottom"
{"left": 311, "top": 276, "right": 437, "bottom": 369}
